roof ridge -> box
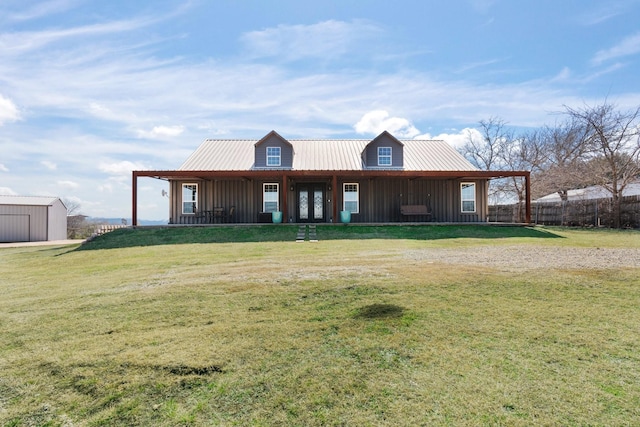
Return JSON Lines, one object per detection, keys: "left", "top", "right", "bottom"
{"left": 0, "top": 194, "right": 58, "bottom": 198}
{"left": 202, "top": 138, "right": 445, "bottom": 142}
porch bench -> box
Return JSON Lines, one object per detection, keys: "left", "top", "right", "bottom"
{"left": 400, "top": 205, "right": 432, "bottom": 221}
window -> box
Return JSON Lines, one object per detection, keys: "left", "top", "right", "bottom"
{"left": 378, "top": 147, "right": 392, "bottom": 166}
{"left": 266, "top": 146, "right": 281, "bottom": 166}
{"left": 461, "top": 182, "right": 476, "bottom": 213}
{"left": 263, "top": 183, "right": 279, "bottom": 212}
{"left": 182, "top": 183, "right": 198, "bottom": 214}
{"left": 343, "top": 183, "right": 359, "bottom": 213}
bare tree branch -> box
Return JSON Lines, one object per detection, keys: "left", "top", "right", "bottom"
{"left": 564, "top": 102, "right": 640, "bottom": 228}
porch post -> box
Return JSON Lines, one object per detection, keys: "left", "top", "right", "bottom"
{"left": 525, "top": 171, "right": 531, "bottom": 224}
{"left": 332, "top": 175, "right": 338, "bottom": 223}
{"left": 132, "top": 171, "right": 138, "bottom": 227}
{"left": 282, "top": 173, "right": 288, "bottom": 223}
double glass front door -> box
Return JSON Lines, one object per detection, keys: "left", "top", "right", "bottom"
{"left": 297, "top": 184, "right": 325, "bottom": 222}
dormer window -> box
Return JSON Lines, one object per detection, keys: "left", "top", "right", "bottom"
{"left": 267, "top": 147, "right": 281, "bottom": 166}
{"left": 378, "top": 147, "right": 392, "bottom": 166}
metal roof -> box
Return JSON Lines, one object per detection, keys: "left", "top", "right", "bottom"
{"left": 535, "top": 181, "right": 640, "bottom": 203}
{"left": 179, "top": 138, "right": 477, "bottom": 172}
{"left": 0, "top": 195, "right": 62, "bottom": 206}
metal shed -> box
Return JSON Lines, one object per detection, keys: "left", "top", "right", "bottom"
{"left": 0, "top": 196, "right": 68, "bottom": 242}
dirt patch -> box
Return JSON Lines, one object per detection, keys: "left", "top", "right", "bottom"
{"left": 354, "top": 304, "right": 405, "bottom": 319}
{"left": 164, "top": 364, "right": 223, "bottom": 376}
{"left": 404, "top": 245, "right": 640, "bottom": 271}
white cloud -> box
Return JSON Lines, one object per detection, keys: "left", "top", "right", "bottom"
{"left": 0, "top": 94, "right": 20, "bottom": 125}
{"left": 354, "top": 110, "right": 420, "bottom": 138}
{"left": 41, "top": 160, "right": 57, "bottom": 170}
{"left": 0, "top": 187, "right": 17, "bottom": 195}
{"left": 0, "top": 163, "right": 8, "bottom": 172}
{"left": 6, "top": 0, "right": 80, "bottom": 22}
{"left": 0, "top": 16, "right": 160, "bottom": 55}
{"left": 592, "top": 32, "right": 640, "bottom": 65}
{"left": 551, "top": 67, "right": 572, "bottom": 82}
{"left": 99, "top": 160, "right": 149, "bottom": 176}
{"left": 136, "top": 125, "right": 185, "bottom": 139}
{"left": 241, "top": 19, "right": 382, "bottom": 61}
{"left": 98, "top": 182, "right": 114, "bottom": 193}
{"left": 578, "top": 3, "right": 627, "bottom": 26}
{"left": 469, "top": 0, "right": 497, "bottom": 13}
{"left": 416, "top": 128, "right": 481, "bottom": 149}
{"left": 57, "top": 180, "right": 79, "bottom": 188}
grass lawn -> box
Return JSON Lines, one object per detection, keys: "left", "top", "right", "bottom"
{"left": 1, "top": 225, "right": 639, "bottom": 426}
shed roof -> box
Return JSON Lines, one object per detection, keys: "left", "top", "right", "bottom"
{"left": 179, "top": 138, "right": 476, "bottom": 172}
{"left": 0, "top": 195, "right": 62, "bottom": 207}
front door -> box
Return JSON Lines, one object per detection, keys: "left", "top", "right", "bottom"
{"left": 297, "top": 184, "right": 325, "bottom": 222}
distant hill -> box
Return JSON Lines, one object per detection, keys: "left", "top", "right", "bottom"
{"left": 88, "top": 217, "right": 168, "bottom": 226}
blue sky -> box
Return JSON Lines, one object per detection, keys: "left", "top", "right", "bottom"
{"left": 1, "top": 0, "right": 640, "bottom": 220}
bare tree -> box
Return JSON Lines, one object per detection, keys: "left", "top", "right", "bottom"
{"left": 500, "top": 132, "right": 548, "bottom": 220}
{"left": 63, "top": 198, "right": 81, "bottom": 216}
{"left": 460, "top": 117, "right": 516, "bottom": 206}
{"left": 63, "top": 198, "right": 91, "bottom": 239}
{"left": 564, "top": 102, "right": 640, "bottom": 228}
{"left": 462, "top": 117, "right": 509, "bottom": 170}
{"left": 461, "top": 118, "right": 545, "bottom": 220}
{"left": 531, "top": 119, "right": 593, "bottom": 200}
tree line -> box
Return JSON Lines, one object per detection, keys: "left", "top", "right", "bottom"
{"left": 459, "top": 102, "right": 640, "bottom": 228}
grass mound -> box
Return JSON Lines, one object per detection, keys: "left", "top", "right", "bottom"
{"left": 79, "top": 224, "right": 558, "bottom": 250}
{"left": 2, "top": 227, "right": 639, "bottom": 425}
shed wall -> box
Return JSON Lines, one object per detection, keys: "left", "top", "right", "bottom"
{"left": 0, "top": 205, "right": 48, "bottom": 241}
{"left": 0, "top": 214, "right": 30, "bottom": 242}
{"left": 48, "top": 199, "right": 68, "bottom": 240}
{"left": 0, "top": 199, "right": 67, "bottom": 242}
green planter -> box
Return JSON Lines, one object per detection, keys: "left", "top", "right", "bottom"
{"left": 272, "top": 211, "right": 283, "bottom": 223}
{"left": 339, "top": 210, "right": 351, "bottom": 224}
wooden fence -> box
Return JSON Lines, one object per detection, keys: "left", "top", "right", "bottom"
{"left": 489, "top": 195, "right": 640, "bottom": 228}
{"left": 94, "top": 224, "right": 129, "bottom": 236}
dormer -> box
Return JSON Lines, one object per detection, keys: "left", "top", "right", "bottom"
{"left": 254, "top": 130, "right": 293, "bottom": 169}
{"left": 362, "top": 131, "right": 404, "bottom": 169}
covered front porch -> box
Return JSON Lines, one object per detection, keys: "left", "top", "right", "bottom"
{"left": 132, "top": 170, "right": 531, "bottom": 226}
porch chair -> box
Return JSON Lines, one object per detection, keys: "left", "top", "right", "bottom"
{"left": 194, "top": 208, "right": 207, "bottom": 224}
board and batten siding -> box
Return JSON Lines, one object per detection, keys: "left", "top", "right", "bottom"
{"left": 170, "top": 177, "right": 489, "bottom": 223}
{"left": 171, "top": 179, "right": 264, "bottom": 223}
{"left": 336, "top": 177, "right": 488, "bottom": 223}
{"left": 254, "top": 134, "right": 293, "bottom": 169}
{"left": 362, "top": 135, "right": 404, "bottom": 168}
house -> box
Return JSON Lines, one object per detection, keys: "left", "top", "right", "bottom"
{"left": 132, "top": 130, "right": 530, "bottom": 225}
{"left": 535, "top": 181, "right": 640, "bottom": 203}
{"left": 0, "top": 196, "right": 67, "bottom": 242}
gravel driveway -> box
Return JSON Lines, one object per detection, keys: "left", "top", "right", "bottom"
{"left": 404, "top": 245, "right": 640, "bottom": 271}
